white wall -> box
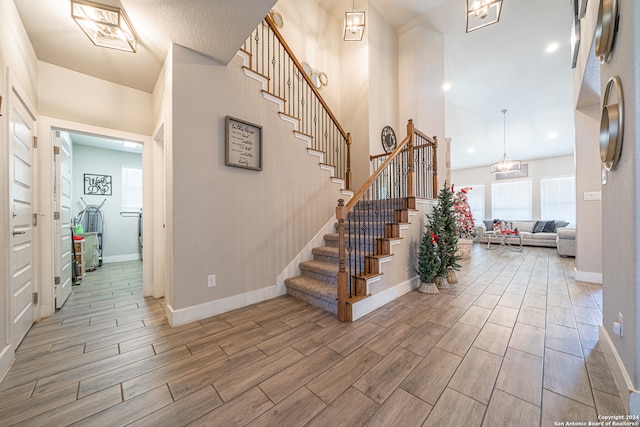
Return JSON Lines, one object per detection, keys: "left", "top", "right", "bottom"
{"left": 451, "top": 155, "right": 575, "bottom": 221}
{"left": 72, "top": 144, "right": 143, "bottom": 262}
{"left": 167, "top": 45, "right": 347, "bottom": 322}
{"left": 591, "top": 0, "right": 640, "bottom": 412}
{"left": 398, "top": 26, "right": 446, "bottom": 187}
{"left": 38, "top": 62, "right": 153, "bottom": 136}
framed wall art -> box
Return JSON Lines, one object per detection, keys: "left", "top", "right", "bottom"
{"left": 225, "top": 116, "right": 263, "bottom": 171}
{"left": 84, "top": 173, "right": 112, "bottom": 195}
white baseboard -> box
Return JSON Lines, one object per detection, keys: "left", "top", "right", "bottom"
{"left": 103, "top": 253, "right": 141, "bottom": 263}
{"left": 351, "top": 277, "right": 419, "bottom": 321}
{"left": 575, "top": 270, "right": 603, "bottom": 284}
{"left": 165, "top": 285, "right": 280, "bottom": 327}
{"left": 599, "top": 325, "right": 640, "bottom": 415}
{"left": 0, "top": 344, "right": 14, "bottom": 383}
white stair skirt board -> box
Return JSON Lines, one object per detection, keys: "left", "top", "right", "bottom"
{"left": 574, "top": 269, "right": 603, "bottom": 284}
{"left": 319, "top": 164, "right": 335, "bottom": 174}
{"left": 599, "top": 325, "right": 638, "bottom": 415}
{"left": 166, "top": 285, "right": 279, "bottom": 327}
{"left": 236, "top": 50, "right": 250, "bottom": 67}
{"left": 307, "top": 149, "right": 324, "bottom": 162}
{"left": 279, "top": 113, "right": 300, "bottom": 131}
{"left": 352, "top": 277, "right": 418, "bottom": 321}
{"left": 262, "top": 91, "right": 285, "bottom": 111}
{"left": 275, "top": 216, "right": 337, "bottom": 295}
{"left": 293, "top": 131, "right": 312, "bottom": 147}
{"left": 243, "top": 68, "right": 269, "bottom": 91}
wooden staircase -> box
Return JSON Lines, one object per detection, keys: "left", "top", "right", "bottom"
{"left": 284, "top": 199, "right": 411, "bottom": 315}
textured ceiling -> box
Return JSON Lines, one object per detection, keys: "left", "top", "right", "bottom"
{"left": 14, "top": 0, "right": 576, "bottom": 170}
{"left": 14, "top": 0, "right": 277, "bottom": 92}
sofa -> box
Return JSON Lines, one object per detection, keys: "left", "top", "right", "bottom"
{"left": 476, "top": 219, "right": 570, "bottom": 249}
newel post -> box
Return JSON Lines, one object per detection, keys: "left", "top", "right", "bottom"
{"left": 407, "top": 120, "right": 415, "bottom": 200}
{"left": 432, "top": 136, "right": 439, "bottom": 198}
{"left": 336, "top": 199, "right": 350, "bottom": 322}
{"left": 346, "top": 134, "right": 352, "bottom": 191}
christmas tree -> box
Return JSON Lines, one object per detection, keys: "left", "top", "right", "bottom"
{"left": 415, "top": 224, "right": 440, "bottom": 284}
{"left": 433, "top": 184, "right": 460, "bottom": 275}
{"left": 453, "top": 186, "right": 476, "bottom": 238}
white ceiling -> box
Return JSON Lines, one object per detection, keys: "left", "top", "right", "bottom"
{"left": 14, "top": 0, "right": 576, "bottom": 170}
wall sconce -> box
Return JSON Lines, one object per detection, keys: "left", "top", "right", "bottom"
{"left": 71, "top": 0, "right": 137, "bottom": 53}
{"left": 344, "top": 0, "right": 365, "bottom": 41}
{"left": 466, "top": 0, "right": 503, "bottom": 33}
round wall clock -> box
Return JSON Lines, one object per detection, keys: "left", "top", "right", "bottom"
{"left": 600, "top": 75, "right": 624, "bottom": 170}
{"left": 381, "top": 126, "right": 397, "bottom": 153}
{"left": 595, "top": 0, "right": 618, "bottom": 63}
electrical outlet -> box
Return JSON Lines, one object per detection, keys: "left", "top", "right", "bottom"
{"left": 613, "top": 312, "right": 623, "bottom": 336}
{"left": 208, "top": 274, "right": 216, "bottom": 287}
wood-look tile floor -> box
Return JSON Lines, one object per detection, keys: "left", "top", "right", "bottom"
{"left": 0, "top": 246, "right": 628, "bottom": 426}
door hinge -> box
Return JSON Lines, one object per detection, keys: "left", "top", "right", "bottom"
{"left": 54, "top": 276, "right": 60, "bottom": 285}
{"left": 53, "top": 146, "right": 60, "bottom": 155}
{"left": 33, "top": 213, "right": 38, "bottom": 227}
{"left": 33, "top": 292, "right": 39, "bottom": 305}
{"left": 33, "top": 136, "right": 38, "bottom": 148}
{"left": 54, "top": 211, "right": 60, "bottom": 220}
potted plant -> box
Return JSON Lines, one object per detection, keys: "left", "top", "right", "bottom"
{"left": 433, "top": 184, "right": 460, "bottom": 287}
{"left": 416, "top": 225, "right": 440, "bottom": 294}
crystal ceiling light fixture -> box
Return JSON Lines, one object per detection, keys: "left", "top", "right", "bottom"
{"left": 490, "top": 109, "right": 521, "bottom": 174}
{"left": 344, "top": 0, "right": 365, "bottom": 41}
{"left": 71, "top": 0, "right": 137, "bottom": 53}
{"left": 466, "top": 0, "right": 503, "bottom": 33}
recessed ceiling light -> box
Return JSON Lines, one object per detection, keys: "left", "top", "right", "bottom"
{"left": 547, "top": 132, "right": 558, "bottom": 139}
{"left": 442, "top": 82, "right": 452, "bottom": 91}
{"left": 546, "top": 42, "right": 559, "bottom": 53}
{"left": 467, "top": 147, "right": 475, "bottom": 153}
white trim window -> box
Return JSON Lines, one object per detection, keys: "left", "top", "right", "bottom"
{"left": 491, "top": 180, "right": 532, "bottom": 220}
{"left": 122, "top": 166, "right": 142, "bottom": 211}
{"left": 541, "top": 176, "right": 576, "bottom": 224}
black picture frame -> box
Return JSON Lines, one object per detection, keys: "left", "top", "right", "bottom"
{"left": 225, "top": 116, "right": 263, "bottom": 171}
{"left": 84, "top": 173, "right": 112, "bottom": 195}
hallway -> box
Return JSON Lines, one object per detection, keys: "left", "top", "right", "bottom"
{"left": 0, "top": 246, "right": 627, "bottom": 426}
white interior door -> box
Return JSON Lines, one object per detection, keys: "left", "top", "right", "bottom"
{"left": 54, "top": 131, "right": 73, "bottom": 308}
{"left": 9, "top": 86, "right": 36, "bottom": 348}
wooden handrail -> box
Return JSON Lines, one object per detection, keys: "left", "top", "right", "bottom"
{"left": 264, "top": 16, "right": 349, "bottom": 141}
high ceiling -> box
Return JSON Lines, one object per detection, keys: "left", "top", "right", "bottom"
{"left": 13, "top": 0, "right": 575, "bottom": 169}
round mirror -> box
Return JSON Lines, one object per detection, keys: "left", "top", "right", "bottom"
{"left": 599, "top": 76, "right": 624, "bottom": 170}
{"left": 319, "top": 72, "right": 328, "bottom": 86}
{"left": 310, "top": 70, "right": 322, "bottom": 89}
{"left": 269, "top": 10, "right": 284, "bottom": 28}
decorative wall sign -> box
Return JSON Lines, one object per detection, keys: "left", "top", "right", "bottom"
{"left": 225, "top": 116, "right": 263, "bottom": 171}
{"left": 84, "top": 174, "right": 112, "bottom": 195}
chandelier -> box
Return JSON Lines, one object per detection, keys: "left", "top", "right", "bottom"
{"left": 344, "top": 0, "right": 366, "bottom": 41}
{"left": 490, "top": 109, "right": 521, "bottom": 174}
{"left": 466, "top": 0, "right": 503, "bottom": 33}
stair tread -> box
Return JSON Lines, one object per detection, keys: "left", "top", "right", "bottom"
{"left": 299, "top": 259, "right": 339, "bottom": 273}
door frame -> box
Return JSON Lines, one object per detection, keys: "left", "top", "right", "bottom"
{"left": 37, "top": 117, "right": 157, "bottom": 318}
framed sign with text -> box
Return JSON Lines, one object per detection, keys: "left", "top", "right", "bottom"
{"left": 225, "top": 116, "right": 262, "bottom": 171}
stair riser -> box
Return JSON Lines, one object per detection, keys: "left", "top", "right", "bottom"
{"left": 285, "top": 288, "right": 337, "bottom": 315}
{"left": 313, "top": 253, "right": 339, "bottom": 264}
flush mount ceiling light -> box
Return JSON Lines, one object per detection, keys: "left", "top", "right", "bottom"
{"left": 344, "top": 0, "right": 365, "bottom": 41}
{"left": 466, "top": 0, "right": 503, "bottom": 33}
{"left": 490, "top": 109, "right": 521, "bottom": 174}
{"left": 71, "top": 0, "right": 137, "bottom": 53}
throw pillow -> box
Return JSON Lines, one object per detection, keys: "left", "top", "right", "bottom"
{"left": 554, "top": 220, "right": 569, "bottom": 231}
{"left": 533, "top": 221, "right": 546, "bottom": 233}
{"left": 542, "top": 220, "right": 556, "bottom": 233}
